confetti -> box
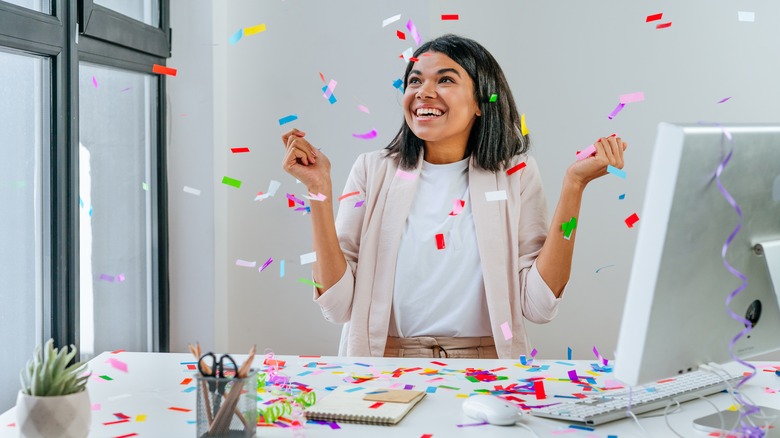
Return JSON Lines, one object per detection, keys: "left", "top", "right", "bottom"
{"left": 92, "top": 76, "right": 98, "bottom": 88}
{"left": 396, "top": 30, "right": 406, "bottom": 40}
{"left": 392, "top": 78, "right": 404, "bottom": 92}
{"left": 183, "top": 186, "right": 201, "bottom": 196}
{"left": 645, "top": 13, "right": 663, "bottom": 22}
{"left": 235, "top": 259, "right": 256, "bottom": 268}
{"left": 304, "top": 192, "right": 327, "bottom": 201}
{"left": 168, "top": 407, "right": 191, "bottom": 413}
{"left": 606, "top": 165, "right": 626, "bottom": 179}
{"left": 485, "top": 190, "right": 507, "bottom": 202}
{"left": 298, "top": 278, "right": 323, "bottom": 288}
{"left": 738, "top": 11, "right": 755, "bottom": 22}
{"left": 500, "top": 321, "right": 512, "bottom": 340}
{"left": 382, "top": 14, "right": 401, "bottom": 27}
{"left": 338, "top": 191, "right": 360, "bottom": 201}
{"left": 449, "top": 199, "right": 465, "bottom": 216}
{"left": 595, "top": 264, "right": 615, "bottom": 273}
{"left": 401, "top": 47, "right": 414, "bottom": 63}
{"left": 243, "top": 23, "right": 267, "bottom": 36}
{"left": 607, "top": 102, "right": 625, "bottom": 119}
{"left": 406, "top": 19, "right": 421, "bottom": 45}
{"left": 441, "top": 14, "right": 459, "bottom": 21}
{"left": 231, "top": 147, "right": 250, "bottom": 153}
{"left": 99, "top": 274, "right": 115, "bottom": 282}
{"left": 567, "top": 347, "right": 572, "bottom": 361}
{"left": 592, "top": 346, "right": 609, "bottom": 366}
{"left": 520, "top": 113, "right": 529, "bottom": 136}
{"left": 576, "top": 144, "right": 597, "bottom": 161}
{"left": 352, "top": 129, "right": 378, "bottom": 139}
{"left": 395, "top": 169, "right": 417, "bottom": 180}
{"left": 625, "top": 212, "right": 640, "bottom": 228}
{"left": 718, "top": 97, "right": 732, "bottom": 104}
{"left": 561, "top": 217, "right": 577, "bottom": 240}
{"left": 506, "top": 162, "right": 526, "bottom": 175}
{"left": 357, "top": 104, "right": 370, "bottom": 114}
{"left": 619, "top": 91, "right": 645, "bottom": 104}
{"left": 152, "top": 64, "right": 177, "bottom": 76}
{"left": 141, "top": 182, "right": 149, "bottom": 191}
{"left": 656, "top": 22, "right": 672, "bottom": 29}
{"left": 286, "top": 193, "right": 305, "bottom": 205}
{"left": 618, "top": 193, "right": 626, "bottom": 200}
{"left": 259, "top": 258, "right": 273, "bottom": 272}
{"left": 368, "top": 402, "right": 384, "bottom": 409}
{"left": 106, "top": 358, "right": 128, "bottom": 373}
{"left": 533, "top": 380, "right": 546, "bottom": 399}
{"left": 221, "top": 176, "right": 242, "bottom": 188}
{"left": 278, "top": 114, "right": 298, "bottom": 125}
{"left": 323, "top": 79, "right": 338, "bottom": 99}
{"left": 135, "top": 414, "right": 147, "bottom": 422}
{"left": 280, "top": 259, "right": 285, "bottom": 277}
{"left": 435, "top": 233, "right": 446, "bottom": 250}
{"left": 300, "top": 251, "right": 317, "bottom": 265}
{"left": 228, "top": 28, "right": 243, "bottom": 45}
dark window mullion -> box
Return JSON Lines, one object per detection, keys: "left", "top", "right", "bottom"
{"left": 79, "top": 0, "right": 169, "bottom": 58}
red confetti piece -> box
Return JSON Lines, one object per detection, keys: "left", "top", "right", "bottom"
{"left": 645, "top": 13, "right": 663, "bottom": 22}
{"left": 396, "top": 30, "right": 406, "bottom": 40}
{"left": 506, "top": 161, "right": 527, "bottom": 175}
{"left": 113, "top": 413, "right": 130, "bottom": 420}
{"left": 288, "top": 198, "right": 295, "bottom": 208}
{"left": 409, "top": 57, "right": 419, "bottom": 62}
{"left": 152, "top": 64, "right": 177, "bottom": 76}
{"left": 435, "top": 233, "right": 446, "bottom": 250}
{"left": 103, "top": 419, "right": 130, "bottom": 425}
{"left": 110, "top": 349, "right": 125, "bottom": 354}
{"left": 319, "top": 72, "right": 325, "bottom": 82}
{"left": 338, "top": 191, "right": 360, "bottom": 201}
{"left": 230, "top": 147, "right": 250, "bottom": 153}
{"left": 369, "top": 402, "right": 384, "bottom": 409}
{"left": 180, "top": 378, "right": 192, "bottom": 385}
{"left": 441, "top": 14, "right": 459, "bottom": 20}
{"left": 168, "top": 406, "right": 191, "bottom": 412}
{"left": 533, "top": 380, "right": 546, "bottom": 399}
{"left": 431, "top": 361, "right": 447, "bottom": 366}
{"left": 115, "top": 434, "right": 138, "bottom": 438}
{"left": 625, "top": 212, "right": 640, "bottom": 228}
{"left": 656, "top": 22, "right": 672, "bottom": 29}
{"left": 421, "top": 435, "right": 434, "bottom": 438}
{"left": 186, "top": 364, "right": 196, "bottom": 370}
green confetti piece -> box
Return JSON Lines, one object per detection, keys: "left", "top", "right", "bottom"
{"left": 221, "top": 176, "right": 242, "bottom": 188}
{"left": 142, "top": 182, "right": 149, "bottom": 191}
{"left": 466, "top": 376, "right": 479, "bottom": 383}
{"left": 99, "top": 375, "right": 113, "bottom": 381}
{"left": 438, "top": 385, "right": 460, "bottom": 390}
{"left": 561, "top": 216, "right": 578, "bottom": 240}
{"left": 489, "top": 93, "right": 498, "bottom": 102}
{"left": 297, "top": 278, "right": 323, "bottom": 288}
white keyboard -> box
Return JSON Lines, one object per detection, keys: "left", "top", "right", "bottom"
{"left": 532, "top": 369, "right": 742, "bottom": 425}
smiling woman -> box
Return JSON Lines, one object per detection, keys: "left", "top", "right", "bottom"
{"left": 280, "top": 34, "right": 627, "bottom": 360}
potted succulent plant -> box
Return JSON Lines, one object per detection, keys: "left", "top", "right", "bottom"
{"left": 16, "top": 339, "right": 91, "bottom": 438}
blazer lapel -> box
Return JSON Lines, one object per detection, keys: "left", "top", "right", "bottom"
{"left": 469, "top": 165, "right": 512, "bottom": 356}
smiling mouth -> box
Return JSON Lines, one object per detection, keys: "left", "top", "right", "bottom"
{"left": 415, "top": 107, "right": 444, "bottom": 119}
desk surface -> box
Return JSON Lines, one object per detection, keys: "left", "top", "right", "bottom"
{"left": 1, "top": 352, "right": 778, "bottom": 437}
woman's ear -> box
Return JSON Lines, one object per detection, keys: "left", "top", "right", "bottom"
{"left": 475, "top": 108, "right": 482, "bottom": 117}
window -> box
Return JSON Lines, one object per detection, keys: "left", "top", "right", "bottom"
{"left": 0, "top": 0, "right": 170, "bottom": 411}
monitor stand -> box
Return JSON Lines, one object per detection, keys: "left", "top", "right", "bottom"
{"left": 691, "top": 239, "right": 780, "bottom": 436}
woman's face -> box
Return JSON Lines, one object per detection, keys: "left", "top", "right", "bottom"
{"left": 403, "top": 51, "right": 481, "bottom": 150}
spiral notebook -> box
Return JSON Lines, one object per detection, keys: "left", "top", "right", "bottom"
{"left": 304, "top": 386, "right": 426, "bottom": 425}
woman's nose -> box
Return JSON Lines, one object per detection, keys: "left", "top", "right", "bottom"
{"left": 416, "top": 82, "right": 435, "bottom": 99}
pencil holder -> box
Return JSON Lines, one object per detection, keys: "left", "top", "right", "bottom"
{"left": 196, "top": 370, "right": 257, "bottom": 437}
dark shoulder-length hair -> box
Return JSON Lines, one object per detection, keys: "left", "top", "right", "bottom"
{"left": 384, "top": 34, "right": 529, "bottom": 172}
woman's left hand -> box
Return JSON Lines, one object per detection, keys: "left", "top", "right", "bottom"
{"left": 566, "top": 135, "right": 628, "bottom": 188}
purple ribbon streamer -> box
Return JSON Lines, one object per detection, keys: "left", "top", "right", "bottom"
{"left": 714, "top": 126, "right": 763, "bottom": 437}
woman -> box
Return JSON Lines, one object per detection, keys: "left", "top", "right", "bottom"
{"left": 281, "top": 34, "right": 626, "bottom": 359}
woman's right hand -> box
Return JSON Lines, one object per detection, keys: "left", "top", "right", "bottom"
{"left": 281, "top": 128, "right": 332, "bottom": 192}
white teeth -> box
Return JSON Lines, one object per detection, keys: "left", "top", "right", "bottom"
{"left": 416, "top": 108, "right": 443, "bottom": 117}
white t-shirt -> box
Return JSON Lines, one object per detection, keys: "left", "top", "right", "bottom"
{"left": 389, "top": 157, "right": 491, "bottom": 338}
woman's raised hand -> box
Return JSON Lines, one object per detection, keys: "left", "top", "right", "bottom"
{"left": 281, "top": 128, "right": 332, "bottom": 192}
{"left": 566, "top": 135, "right": 628, "bottom": 189}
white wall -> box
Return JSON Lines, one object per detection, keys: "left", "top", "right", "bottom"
{"left": 168, "top": 0, "right": 780, "bottom": 359}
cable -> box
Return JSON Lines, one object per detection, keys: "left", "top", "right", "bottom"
{"left": 515, "top": 421, "right": 542, "bottom": 438}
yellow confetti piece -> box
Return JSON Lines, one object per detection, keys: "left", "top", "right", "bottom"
{"left": 331, "top": 371, "right": 344, "bottom": 375}
{"left": 135, "top": 414, "right": 147, "bottom": 422}
{"left": 243, "top": 23, "right": 267, "bottom": 36}
{"left": 455, "top": 394, "right": 469, "bottom": 398}
{"left": 520, "top": 113, "right": 529, "bottom": 136}
{"left": 586, "top": 370, "right": 600, "bottom": 377}
{"left": 727, "top": 404, "right": 739, "bottom": 411}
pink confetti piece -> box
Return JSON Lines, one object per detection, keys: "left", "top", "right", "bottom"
{"left": 116, "top": 273, "right": 125, "bottom": 283}
{"left": 718, "top": 97, "right": 732, "bottom": 104}
{"left": 235, "top": 259, "right": 256, "bottom": 268}
{"left": 92, "top": 76, "right": 98, "bottom": 88}
{"left": 619, "top": 91, "right": 645, "bottom": 104}
{"left": 106, "top": 358, "right": 128, "bottom": 373}
{"left": 357, "top": 104, "right": 370, "bottom": 114}
{"left": 91, "top": 403, "right": 101, "bottom": 411}
{"left": 576, "top": 144, "right": 597, "bottom": 161}
{"left": 323, "top": 79, "right": 338, "bottom": 99}
{"left": 450, "top": 199, "right": 465, "bottom": 216}
{"left": 607, "top": 102, "right": 625, "bottom": 119}
{"left": 500, "top": 321, "right": 513, "bottom": 340}
{"left": 99, "top": 274, "right": 115, "bottom": 282}
{"left": 259, "top": 257, "right": 273, "bottom": 272}
{"left": 304, "top": 192, "right": 327, "bottom": 201}
{"left": 354, "top": 200, "right": 365, "bottom": 208}
{"left": 592, "top": 346, "right": 609, "bottom": 366}
{"left": 352, "top": 129, "right": 377, "bottom": 139}
{"left": 395, "top": 169, "right": 417, "bottom": 180}
{"left": 406, "top": 19, "right": 421, "bottom": 45}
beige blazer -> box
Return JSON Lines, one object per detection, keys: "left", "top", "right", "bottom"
{"left": 313, "top": 150, "right": 564, "bottom": 359}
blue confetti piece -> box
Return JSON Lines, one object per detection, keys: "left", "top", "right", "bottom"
{"left": 280, "top": 259, "right": 285, "bottom": 278}
{"left": 426, "top": 386, "right": 437, "bottom": 394}
{"left": 353, "top": 362, "right": 370, "bottom": 367}
{"left": 79, "top": 197, "right": 84, "bottom": 208}
{"left": 569, "top": 424, "right": 595, "bottom": 431}
{"left": 568, "top": 347, "right": 572, "bottom": 361}
{"left": 344, "top": 387, "right": 364, "bottom": 393}
{"left": 278, "top": 114, "right": 298, "bottom": 125}
{"left": 520, "top": 355, "right": 527, "bottom": 365}
{"left": 365, "top": 390, "right": 388, "bottom": 395}
{"left": 555, "top": 361, "right": 575, "bottom": 366}
{"left": 618, "top": 193, "right": 626, "bottom": 200}
{"left": 392, "top": 78, "right": 404, "bottom": 92}
{"left": 228, "top": 28, "right": 243, "bottom": 45}
{"left": 321, "top": 85, "right": 337, "bottom": 104}
{"left": 607, "top": 165, "right": 626, "bottom": 179}
{"left": 297, "top": 371, "right": 312, "bottom": 376}
{"left": 182, "top": 386, "right": 196, "bottom": 393}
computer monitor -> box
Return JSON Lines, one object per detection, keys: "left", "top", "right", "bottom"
{"left": 614, "top": 122, "right": 780, "bottom": 387}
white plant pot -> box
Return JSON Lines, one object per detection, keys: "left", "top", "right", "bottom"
{"left": 15, "top": 390, "right": 91, "bottom": 438}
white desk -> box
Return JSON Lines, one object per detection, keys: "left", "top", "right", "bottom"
{"left": 1, "top": 352, "right": 778, "bottom": 437}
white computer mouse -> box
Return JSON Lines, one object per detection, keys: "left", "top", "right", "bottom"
{"left": 462, "top": 394, "right": 523, "bottom": 426}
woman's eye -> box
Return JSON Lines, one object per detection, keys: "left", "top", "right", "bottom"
{"left": 440, "top": 77, "right": 454, "bottom": 83}
{"left": 408, "top": 77, "right": 421, "bottom": 84}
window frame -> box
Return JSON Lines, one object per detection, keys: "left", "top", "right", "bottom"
{"left": 0, "top": 0, "right": 170, "bottom": 353}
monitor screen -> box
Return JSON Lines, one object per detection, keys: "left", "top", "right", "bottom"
{"left": 614, "top": 123, "right": 780, "bottom": 387}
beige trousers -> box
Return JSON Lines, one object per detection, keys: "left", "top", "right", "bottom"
{"left": 384, "top": 336, "right": 498, "bottom": 359}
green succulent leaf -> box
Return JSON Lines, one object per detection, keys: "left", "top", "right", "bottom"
{"left": 20, "top": 339, "right": 88, "bottom": 397}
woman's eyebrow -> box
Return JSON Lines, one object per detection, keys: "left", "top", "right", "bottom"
{"left": 409, "top": 68, "right": 462, "bottom": 77}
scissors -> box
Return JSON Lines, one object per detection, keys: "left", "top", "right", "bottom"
{"left": 198, "top": 353, "right": 238, "bottom": 415}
